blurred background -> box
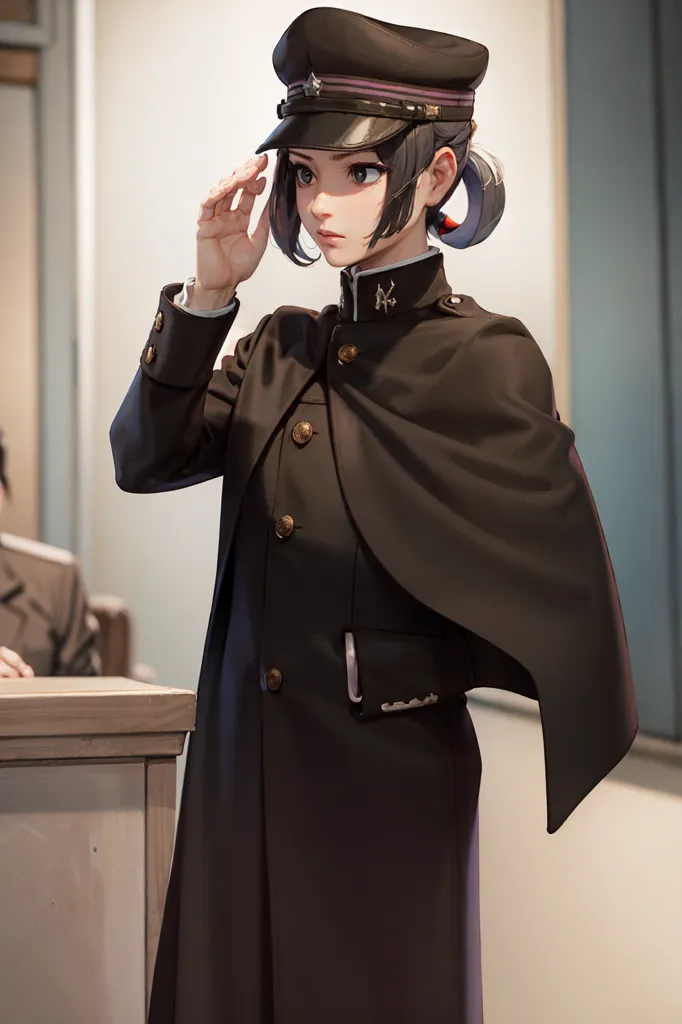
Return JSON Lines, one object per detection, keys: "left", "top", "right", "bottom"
{"left": 1, "top": 0, "right": 681, "bottom": 1020}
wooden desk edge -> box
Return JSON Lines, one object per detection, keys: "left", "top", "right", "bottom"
{"left": 0, "top": 691, "right": 197, "bottom": 740}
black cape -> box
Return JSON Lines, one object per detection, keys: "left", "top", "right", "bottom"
{"left": 113, "top": 250, "right": 637, "bottom": 838}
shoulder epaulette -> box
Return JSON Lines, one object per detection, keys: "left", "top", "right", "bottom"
{"left": 436, "top": 293, "right": 499, "bottom": 319}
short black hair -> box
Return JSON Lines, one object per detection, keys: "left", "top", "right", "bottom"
{"left": 0, "top": 428, "right": 9, "bottom": 498}
{"left": 268, "top": 119, "right": 474, "bottom": 267}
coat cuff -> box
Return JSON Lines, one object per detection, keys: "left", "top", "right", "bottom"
{"left": 140, "top": 283, "right": 241, "bottom": 388}
{"left": 173, "top": 277, "right": 237, "bottom": 317}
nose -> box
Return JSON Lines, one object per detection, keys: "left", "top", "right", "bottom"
{"left": 309, "top": 191, "right": 334, "bottom": 220}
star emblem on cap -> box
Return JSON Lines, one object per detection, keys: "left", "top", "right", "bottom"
{"left": 302, "top": 70, "right": 322, "bottom": 97}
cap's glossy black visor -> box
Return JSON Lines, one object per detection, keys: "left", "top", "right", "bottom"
{"left": 255, "top": 112, "right": 409, "bottom": 154}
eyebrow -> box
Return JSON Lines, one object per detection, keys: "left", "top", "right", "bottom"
{"left": 288, "top": 150, "right": 377, "bottom": 164}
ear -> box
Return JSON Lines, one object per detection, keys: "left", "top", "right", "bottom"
{"left": 424, "top": 147, "right": 458, "bottom": 207}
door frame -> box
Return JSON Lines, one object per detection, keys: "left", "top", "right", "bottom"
{"left": 1, "top": 0, "right": 78, "bottom": 554}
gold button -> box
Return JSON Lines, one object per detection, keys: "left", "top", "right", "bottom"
{"left": 263, "top": 668, "right": 283, "bottom": 692}
{"left": 292, "top": 421, "right": 313, "bottom": 446}
{"left": 154, "top": 310, "right": 165, "bottom": 332}
{"left": 337, "top": 343, "right": 358, "bottom": 364}
{"left": 144, "top": 345, "right": 157, "bottom": 365}
{"left": 275, "top": 515, "right": 295, "bottom": 539}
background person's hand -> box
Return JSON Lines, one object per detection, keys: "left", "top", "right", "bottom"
{"left": 192, "top": 153, "right": 271, "bottom": 308}
{"left": 0, "top": 646, "right": 35, "bottom": 679}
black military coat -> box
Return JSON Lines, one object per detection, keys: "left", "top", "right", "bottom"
{"left": 111, "top": 249, "right": 637, "bottom": 1023}
{"left": 0, "top": 532, "right": 101, "bottom": 677}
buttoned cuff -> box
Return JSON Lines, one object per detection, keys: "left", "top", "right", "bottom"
{"left": 172, "top": 277, "right": 237, "bottom": 317}
{"left": 140, "top": 284, "right": 241, "bottom": 388}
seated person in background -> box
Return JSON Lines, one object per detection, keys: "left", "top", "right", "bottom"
{"left": 0, "top": 429, "right": 101, "bottom": 678}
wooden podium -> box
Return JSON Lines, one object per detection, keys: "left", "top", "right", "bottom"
{"left": 0, "top": 677, "right": 196, "bottom": 1024}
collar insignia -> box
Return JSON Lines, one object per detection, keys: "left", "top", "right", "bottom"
{"left": 375, "top": 280, "right": 397, "bottom": 314}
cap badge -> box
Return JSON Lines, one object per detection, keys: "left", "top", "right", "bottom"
{"left": 375, "top": 280, "right": 397, "bottom": 314}
{"left": 302, "top": 71, "right": 322, "bottom": 97}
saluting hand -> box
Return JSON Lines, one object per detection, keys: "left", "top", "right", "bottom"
{"left": 0, "top": 646, "right": 34, "bottom": 679}
{"left": 191, "top": 153, "right": 271, "bottom": 310}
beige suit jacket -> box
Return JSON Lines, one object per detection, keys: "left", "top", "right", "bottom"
{"left": 0, "top": 532, "right": 101, "bottom": 676}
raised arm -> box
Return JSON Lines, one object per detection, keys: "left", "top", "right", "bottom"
{"left": 110, "top": 295, "right": 270, "bottom": 492}
{"left": 110, "top": 153, "right": 271, "bottom": 493}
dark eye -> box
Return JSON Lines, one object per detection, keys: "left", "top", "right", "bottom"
{"left": 351, "top": 164, "right": 385, "bottom": 185}
{"left": 293, "top": 164, "right": 314, "bottom": 186}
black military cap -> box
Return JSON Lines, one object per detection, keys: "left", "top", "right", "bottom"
{"left": 256, "top": 7, "right": 488, "bottom": 153}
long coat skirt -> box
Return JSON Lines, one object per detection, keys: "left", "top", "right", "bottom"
{"left": 148, "top": 367, "right": 483, "bottom": 1024}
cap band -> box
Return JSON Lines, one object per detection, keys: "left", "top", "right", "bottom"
{"left": 288, "top": 72, "right": 475, "bottom": 107}
{"left": 277, "top": 70, "right": 475, "bottom": 123}
{"left": 277, "top": 96, "right": 473, "bottom": 123}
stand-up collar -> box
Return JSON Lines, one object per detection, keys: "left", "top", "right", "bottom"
{"left": 338, "top": 245, "right": 451, "bottom": 323}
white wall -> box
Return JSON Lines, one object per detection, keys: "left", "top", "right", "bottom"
{"left": 83, "top": 0, "right": 682, "bottom": 1020}
{"left": 471, "top": 698, "right": 682, "bottom": 1023}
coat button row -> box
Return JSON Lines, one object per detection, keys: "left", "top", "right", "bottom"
{"left": 262, "top": 668, "right": 283, "bottom": 692}
{"left": 337, "top": 343, "right": 357, "bottom": 364}
{"left": 292, "top": 420, "right": 313, "bottom": 446}
{"left": 275, "top": 515, "right": 295, "bottom": 539}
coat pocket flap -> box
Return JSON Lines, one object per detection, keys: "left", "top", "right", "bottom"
{"left": 346, "top": 630, "right": 471, "bottom": 718}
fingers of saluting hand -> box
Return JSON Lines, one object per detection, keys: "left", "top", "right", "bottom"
{"left": 205, "top": 172, "right": 266, "bottom": 222}
{"left": 236, "top": 175, "right": 268, "bottom": 217}
{"left": 249, "top": 196, "right": 272, "bottom": 253}
{"left": 0, "top": 646, "right": 34, "bottom": 678}
{"left": 199, "top": 154, "right": 268, "bottom": 222}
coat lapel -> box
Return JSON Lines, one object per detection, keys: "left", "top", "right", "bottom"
{"left": 0, "top": 549, "right": 27, "bottom": 653}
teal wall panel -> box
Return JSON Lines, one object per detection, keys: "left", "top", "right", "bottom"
{"left": 658, "top": 0, "right": 682, "bottom": 685}
{"left": 565, "top": 0, "right": 679, "bottom": 736}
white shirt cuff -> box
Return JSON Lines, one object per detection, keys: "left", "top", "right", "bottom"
{"left": 172, "top": 277, "right": 237, "bottom": 317}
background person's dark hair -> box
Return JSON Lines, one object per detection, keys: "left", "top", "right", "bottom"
{"left": 0, "top": 429, "right": 9, "bottom": 499}
{"left": 268, "top": 119, "right": 484, "bottom": 266}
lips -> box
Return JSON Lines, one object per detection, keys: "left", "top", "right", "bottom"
{"left": 318, "top": 230, "right": 344, "bottom": 239}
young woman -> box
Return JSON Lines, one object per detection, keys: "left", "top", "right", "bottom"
{"left": 111, "top": 9, "right": 637, "bottom": 1024}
